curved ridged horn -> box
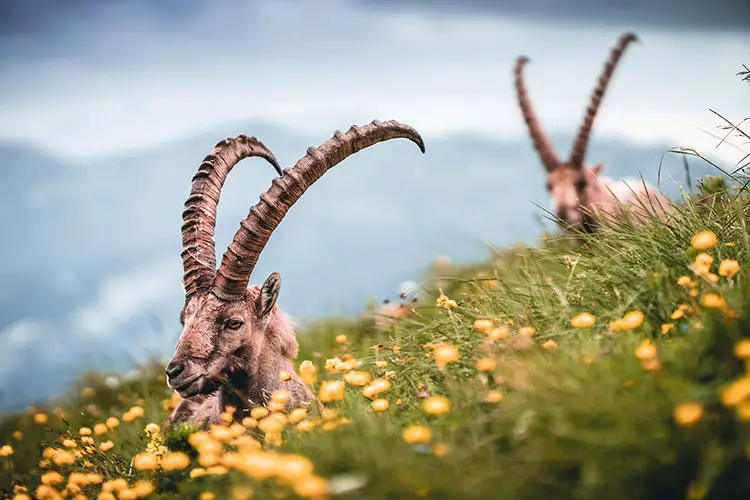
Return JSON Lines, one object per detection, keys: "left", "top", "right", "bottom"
{"left": 569, "top": 32, "right": 639, "bottom": 169}
{"left": 212, "top": 119, "right": 426, "bottom": 301}
{"left": 514, "top": 56, "right": 561, "bottom": 172}
{"left": 181, "top": 135, "right": 282, "bottom": 299}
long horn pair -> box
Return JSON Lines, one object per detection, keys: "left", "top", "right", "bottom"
{"left": 181, "top": 136, "right": 282, "bottom": 299}
{"left": 515, "top": 32, "right": 638, "bottom": 170}
{"left": 181, "top": 120, "right": 425, "bottom": 302}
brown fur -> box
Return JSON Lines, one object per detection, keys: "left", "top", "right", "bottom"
{"left": 515, "top": 32, "right": 671, "bottom": 232}
{"left": 167, "top": 282, "right": 314, "bottom": 428}
{"left": 545, "top": 164, "right": 671, "bottom": 231}
{"left": 167, "top": 121, "right": 425, "bottom": 429}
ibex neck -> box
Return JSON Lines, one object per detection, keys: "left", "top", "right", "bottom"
{"left": 218, "top": 350, "right": 295, "bottom": 420}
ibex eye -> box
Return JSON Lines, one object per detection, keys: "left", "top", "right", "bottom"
{"left": 226, "top": 319, "right": 243, "bottom": 330}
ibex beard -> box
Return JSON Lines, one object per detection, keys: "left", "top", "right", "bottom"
{"left": 165, "top": 120, "right": 426, "bottom": 429}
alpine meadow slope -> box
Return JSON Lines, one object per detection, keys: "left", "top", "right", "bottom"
{"left": 0, "top": 69, "right": 749, "bottom": 499}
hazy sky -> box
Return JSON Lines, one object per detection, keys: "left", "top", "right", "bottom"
{"left": 0, "top": 0, "right": 747, "bottom": 164}
{"left": 0, "top": 0, "right": 747, "bottom": 409}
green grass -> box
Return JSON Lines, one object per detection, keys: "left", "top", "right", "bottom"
{"left": 1, "top": 68, "right": 749, "bottom": 498}
{"left": 2, "top": 183, "right": 750, "bottom": 499}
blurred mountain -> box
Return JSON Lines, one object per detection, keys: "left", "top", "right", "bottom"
{"left": 0, "top": 123, "right": 715, "bottom": 409}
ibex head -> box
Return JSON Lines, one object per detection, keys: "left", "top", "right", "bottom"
{"left": 514, "top": 33, "right": 638, "bottom": 230}
{"left": 166, "top": 121, "right": 425, "bottom": 399}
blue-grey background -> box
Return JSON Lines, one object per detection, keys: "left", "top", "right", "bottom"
{"left": 0, "top": 0, "right": 747, "bottom": 409}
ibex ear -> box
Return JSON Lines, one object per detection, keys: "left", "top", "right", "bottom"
{"left": 257, "top": 272, "right": 281, "bottom": 320}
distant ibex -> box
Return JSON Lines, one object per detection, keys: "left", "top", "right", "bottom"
{"left": 515, "top": 32, "right": 670, "bottom": 232}
{"left": 166, "top": 120, "right": 425, "bottom": 428}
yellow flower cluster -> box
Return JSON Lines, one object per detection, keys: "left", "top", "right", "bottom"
{"left": 435, "top": 290, "right": 457, "bottom": 310}
{"left": 720, "top": 340, "right": 750, "bottom": 421}
{"left": 634, "top": 339, "right": 661, "bottom": 372}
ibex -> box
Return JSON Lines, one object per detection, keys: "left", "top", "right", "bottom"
{"left": 514, "top": 32, "right": 670, "bottom": 232}
{"left": 165, "top": 120, "right": 425, "bottom": 428}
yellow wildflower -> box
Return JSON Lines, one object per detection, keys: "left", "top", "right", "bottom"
{"left": 298, "top": 360, "right": 318, "bottom": 385}
{"left": 435, "top": 292, "right": 457, "bottom": 310}
{"left": 674, "top": 402, "right": 704, "bottom": 427}
{"left": 292, "top": 475, "right": 330, "bottom": 498}
{"left": 473, "top": 319, "right": 493, "bottom": 332}
{"left": 432, "top": 443, "right": 450, "bottom": 457}
{"left": 362, "top": 378, "right": 392, "bottom": 399}
{"left": 33, "top": 413, "right": 48, "bottom": 425}
{"left": 720, "top": 377, "right": 750, "bottom": 407}
{"left": 719, "top": 259, "right": 740, "bottom": 278}
{"left": 105, "top": 417, "right": 120, "bottom": 429}
{"left": 621, "top": 311, "right": 645, "bottom": 329}
{"left": 242, "top": 417, "right": 258, "bottom": 429}
{"left": 52, "top": 451, "right": 75, "bottom": 465}
{"left": 701, "top": 293, "right": 726, "bottom": 309}
{"left": 484, "top": 390, "right": 504, "bottom": 403}
{"left": 475, "top": 358, "right": 497, "bottom": 372}
{"left": 433, "top": 344, "right": 460, "bottom": 366}
{"left": 403, "top": 424, "right": 432, "bottom": 444}
{"left": 371, "top": 399, "right": 390, "bottom": 412}
{"left": 677, "top": 275, "right": 694, "bottom": 287}
{"left": 570, "top": 312, "right": 596, "bottom": 328}
{"left": 144, "top": 423, "right": 160, "bottom": 436}
{"left": 189, "top": 468, "right": 206, "bottom": 479}
{"left": 318, "top": 380, "right": 345, "bottom": 402}
{"left": 206, "top": 465, "right": 228, "bottom": 475}
{"left": 99, "top": 441, "right": 114, "bottom": 452}
{"left": 132, "top": 453, "right": 158, "bottom": 471}
{"left": 423, "top": 396, "right": 450, "bottom": 416}
{"left": 132, "top": 481, "right": 153, "bottom": 498}
{"left": 335, "top": 334, "right": 348, "bottom": 344}
{"left": 519, "top": 325, "right": 536, "bottom": 337}
{"left": 343, "top": 371, "right": 372, "bottom": 387}
{"left": 40, "top": 471, "right": 63, "bottom": 485}
{"left": 734, "top": 340, "right": 750, "bottom": 359}
{"left": 661, "top": 323, "right": 674, "bottom": 335}
{"left": 161, "top": 451, "right": 190, "bottom": 471}
{"left": 250, "top": 407, "right": 269, "bottom": 420}
{"left": 642, "top": 358, "right": 662, "bottom": 372}
{"left": 287, "top": 408, "right": 308, "bottom": 424}
{"left": 691, "top": 230, "right": 717, "bottom": 250}
{"left": 488, "top": 326, "right": 510, "bottom": 340}
{"left": 635, "top": 339, "right": 657, "bottom": 361}
{"left": 0, "top": 445, "right": 14, "bottom": 456}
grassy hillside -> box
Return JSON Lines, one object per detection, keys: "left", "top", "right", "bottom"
{"left": 1, "top": 64, "right": 749, "bottom": 497}
{"left": 2, "top": 180, "right": 750, "bottom": 499}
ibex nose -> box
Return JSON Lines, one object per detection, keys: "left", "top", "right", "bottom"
{"left": 165, "top": 360, "right": 185, "bottom": 379}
